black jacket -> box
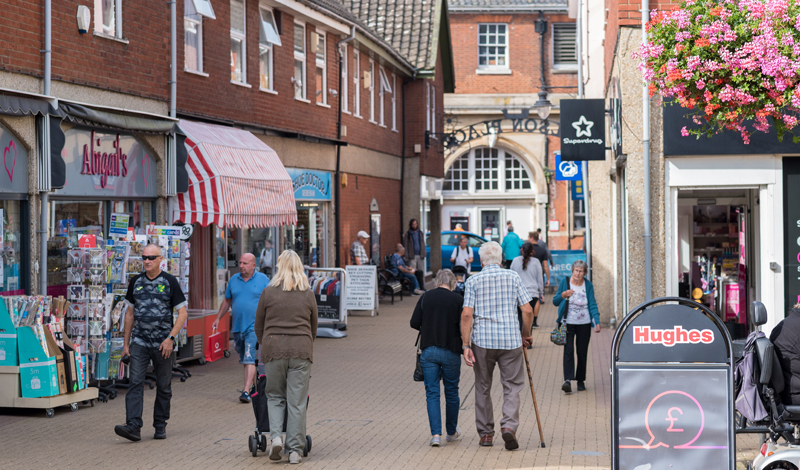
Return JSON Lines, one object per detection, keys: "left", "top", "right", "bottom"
{"left": 770, "top": 309, "right": 800, "bottom": 405}
{"left": 410, "top": 288, "right": 464, "bottom": 356}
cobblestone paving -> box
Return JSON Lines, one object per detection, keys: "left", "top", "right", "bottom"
{"left": 0, "top": 294, "right": 761, "bottom": 469}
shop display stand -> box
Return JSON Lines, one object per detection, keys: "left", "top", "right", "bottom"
{"left": 0, "top": 366, "right": 98, "bottom": 417}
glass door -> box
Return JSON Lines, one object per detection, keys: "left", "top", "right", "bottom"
{"left": 480, "top": 209, "right": 501, "bottom": 243}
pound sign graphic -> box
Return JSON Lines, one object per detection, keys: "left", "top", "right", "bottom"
{"left": 665, "top": 407, "right": 684, "bottom": 432}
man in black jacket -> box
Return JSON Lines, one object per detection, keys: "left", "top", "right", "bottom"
{"left": 769, "top": 306, "right": 800, "bottom": 405}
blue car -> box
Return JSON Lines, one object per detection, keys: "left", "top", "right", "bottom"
{"left": 426, "top": 231, "right": 488, "bottom": 273}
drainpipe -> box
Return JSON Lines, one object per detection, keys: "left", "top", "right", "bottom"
{"left": 577, "top": 0, "right": 592, "bottom": 280}
{"left": 642, "top": 0, "right": 652, "bottom": 300}
{"left": 40, "top": 0, "right": 52, "bottom": 295}
{"left": 335, "top": 27, "right": 356, "bottom": 267}
{"left": 169, "top": 0, "right": 177, "bottom": 118}
{"left": 400, "top": 71, "right": 417, "bottom": 243}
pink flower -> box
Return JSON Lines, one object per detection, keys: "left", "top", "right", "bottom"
{"left": 696, "top": 79, "right": 706, "bottom": 89}
{"left": 681, "top": 126, "right": 690, "bottom": 136}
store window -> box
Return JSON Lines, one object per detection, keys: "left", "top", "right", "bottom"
{"left": 284, "top": 203, "right": 326, "bottom": 267}
{"left": 293, "top": 23, "right": 307, "bottom": 100}
{"left": 478, "top": 23, "right": 508, "bottom": 70}
{"left": 230, "top": 0, "right": 246, "bottom": 83}
{"left": 247, "top": 228, "right": 277, "bottom": 276}
{"left": 1, "top": 200, "right": 25, "bottom": 295}
{"left": 444, "top": 148, "right": 534, "bottom": 194}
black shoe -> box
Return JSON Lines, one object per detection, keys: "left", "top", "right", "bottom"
{"left": 577, "top": 381, "right": 586, "bottom": 391}
{"left": 154, "top": 426, "right": 166, "bottom": 439}
{"left": 114, "top": 424, "right": 141, "bottom": 442}
{"left": 561, "top": 381, "right": 572, "bottom": 393}
{"left": 532, "top": 318, "right": 539, "bottom": 329}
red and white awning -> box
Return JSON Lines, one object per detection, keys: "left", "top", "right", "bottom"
{"left": 171, "top": 120, "right": 297, "bottom": 228}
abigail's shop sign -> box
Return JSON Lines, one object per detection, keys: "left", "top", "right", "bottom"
{"left": 55, "top": 128, "right": 157, "bottom": 198}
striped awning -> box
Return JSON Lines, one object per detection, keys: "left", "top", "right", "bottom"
{"left": 171, "top": 120, "right": 297, "bottom": 228}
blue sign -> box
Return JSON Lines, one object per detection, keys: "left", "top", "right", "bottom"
{"left": 572, "top": 180, "right": 584, "bottom": 200}
{"left": 555, "top": 153, "right": 582, "bottom": 181}
{"left": 550, "top": 250, "right": 587, "bottom": 287}
{"left": 286, "top": 168, "right": 331, "bottom": 201}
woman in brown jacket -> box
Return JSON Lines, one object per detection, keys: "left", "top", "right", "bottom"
{"left": 254, "top": 250, "right": 318, "bottom": 464}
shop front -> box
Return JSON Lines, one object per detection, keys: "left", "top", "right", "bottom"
{"left": 0, "top": 121, "right": 30, "bottom": 296}
{"left": 283, "top": 168, "right": 331, "bottom": 268}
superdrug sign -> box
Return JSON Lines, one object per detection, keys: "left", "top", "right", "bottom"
{"left": 80, "top": 131, "right": 129, "bottom": 188}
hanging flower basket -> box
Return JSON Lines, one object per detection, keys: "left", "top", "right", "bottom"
{"left": 637, "top": 0, "right": 800, "bottom": 143}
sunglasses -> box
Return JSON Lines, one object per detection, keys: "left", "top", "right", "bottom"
{"left": 142, "top": 255, "right": 161, "bottom": 261}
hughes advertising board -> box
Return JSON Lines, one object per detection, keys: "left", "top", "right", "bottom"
{"left": 612, "top": 299, "right": 734, "bottom": 470}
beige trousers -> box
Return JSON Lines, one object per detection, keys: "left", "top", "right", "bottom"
{"left": 471, "top": 344, "right": 526, "bottom": 436}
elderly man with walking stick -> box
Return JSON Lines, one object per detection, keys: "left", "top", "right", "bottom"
{"left": 461, "top": 241, "right": 535, "bottom": 450}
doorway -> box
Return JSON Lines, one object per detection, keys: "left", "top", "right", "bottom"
{"left": 479, "top": 208, "right": 501, "bottom": 243}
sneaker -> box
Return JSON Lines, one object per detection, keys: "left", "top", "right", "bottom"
{"left": 289, "top": 451, "right": 302, "bottom": 464}
{"left": 414, "top": 289, "right": 424, "bottom": 295}
{"left": 239, "top": 390, "right": 251, "bottom": 403}
{"left": 269, "top": 437, "right": 283, "bottom": 461}
{"left": 154, "top": 426, "right": 166, "bottom": 440}
{"left": 114, "top": 424, "right": 141, "bottom": 442}
{"left": 577, "top": 381, "right": 586, "bottom": 391}
{"left": 430, "top": 435, "right": 441, "bottom": 446}
{"left": 446, "top": 427, "right": 461, "bottom": 442}
{"left": 562, "top": 380, "right": 572, "bottom": 393}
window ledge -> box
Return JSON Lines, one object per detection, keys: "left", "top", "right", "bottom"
{"left": 93, "top": 31, "right": 129, "bottom": 44}
{"left": 184, "top": 69, "right": 209, "bottom": 77}
{"left": 260, "top": 88, "right": 278, "bottom": 95}
{"left": 342, "top": 109, "right": 352, "bottom": 115}
{"left": 353, "top": 114, "right": 363, "bottom": 119}
{"left": 552, "top": 67, "right": 578, "bottom": 74}
{"left": 231, "top": 81, "right": 252, "bottom": 88}
{"left": 379, "top": 124, "right": 387, "bottom": 129}
{"left": 316, "top": 102, "right": 331, "bottom": 108}
{"left": 369, "top": 120, "right": 378, "bottom": 125}
{"left": 295, "top": 97, "right": 311, "bottom": 104}
{"left": 476, "top": 68, "right": 511, "bottom": 75}
{"left": 392, "top": 128, "right": 399, "bottom": 133}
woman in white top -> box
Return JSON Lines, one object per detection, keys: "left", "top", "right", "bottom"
{"left": 449, "top": 236, "right": 474, "bottom": 273}
{"left": 510, "top": 242, "right": 544, "bottom": 333}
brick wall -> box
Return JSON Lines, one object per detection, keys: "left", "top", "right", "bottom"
{"left": 338, "top": 174, "right": 401, "bottom": 266}
{"left": 403, "top": 48, "right": 446, "bottom": 178}
{"left": 449, "top": 13, "right": 579, "bottom": 95}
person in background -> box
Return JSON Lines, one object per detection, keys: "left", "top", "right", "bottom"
{"left": 500, "top": 225, "right": 523, "bottom": 269}
{"left": 115, "top": 244, "right": 188, "bottom": 442}
{"left": 453, "top": 223, "right": 465, "bottom": 232}
{"left": 461, "top": 241, "right": 533, "bottom": 450}
{"left": 527, "top": 231, "right": 551, "bottom": 328}
{"left": 254, "top": 250, "right": 318, "bottom": 465}
{"left": 403, "top": 219, "right": 427, "bottom": 291}
{"left": 391, "top": 244, "right": 424, "bottom": 295}
{"left": 769, "top": 303, "right": 800, "bottom": 405}
{"left": 350, "top": 230, "right": 370, "bottom": 265}
{"left": 553, "top": 260, "right": 600, "bottom": 394}
{"left": 510, "top": 242, "right": 544, "bottom": 334}
{"left": 212, "top": 253, "right": 270, "bottom": 403}
{"left": 536, "top": 229, "right": 554, "bottom": 267}
{"left": 410, "top": 269, "right": 464, "bottom": 447}
{"left": 503, "top": 220, "right": 512, "bottom": 238}
{"left": 450, "top": 236, "right": 474, "bottom": 273}
{"left": 259, "top": 240, "right": 274, "bottom": 276}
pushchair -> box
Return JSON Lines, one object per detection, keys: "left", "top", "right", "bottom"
{"left": 452, "top": 265, "right": 469, "bottom": 296}
{"left": 247, "top": 351, "right": 312, "bottom": 458}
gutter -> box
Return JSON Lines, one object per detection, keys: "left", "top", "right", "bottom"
{"left": 449, "top": 6, "right": 568, "bottom": 12}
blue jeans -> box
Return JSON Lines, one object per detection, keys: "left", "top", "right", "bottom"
{"left": 401, "top": 272, "right": 420, "bottom": 290}
{"left": 233, "top": 329, "right": 258, "bottom": 365}
{"left": 420, "top": 346, "right": 461, "bottom": 436}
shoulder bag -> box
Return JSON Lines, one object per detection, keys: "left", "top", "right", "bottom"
{"left": 550, "top": 298, "right": 568, "bottom": 346}
{"left": 413, "top": 293, "right": 426, "bottom": 381}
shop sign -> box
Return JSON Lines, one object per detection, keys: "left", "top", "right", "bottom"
{"left": 571, "top": 180, "right": 584, "bottom": 200}
{"left": 560, "top": 99, "right": 606, "bottom": 161}
{"left": 0, "top": 123, "right": 29, "bottom": 194}
{"left": 441, "top": 117, "right": 561, "bottom": 149}
{"left": 286, "top": 168, "right": 331, "bottom": 201}
{"left": 55, "top": 128, "right": 157, "bottom": 198}
{"left": 612, "top": 298, "right": 734, "bottom": 470}
{"left": 109, "top": 213, "right": 130, "bottom": 237}
{"left": 146, "top": 224, "right": 193, "bottom": 240}
{"left": 555, "top": 153, "right": 582, "bottom": 181}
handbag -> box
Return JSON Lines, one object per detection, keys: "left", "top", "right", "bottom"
{"left": 413, "top": 293, "right": 426, "bottom": 382}
{"left": 550, "top": 298, "right": 569, "bottom": 346}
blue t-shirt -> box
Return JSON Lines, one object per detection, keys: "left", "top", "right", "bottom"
{"left": 390, "top": 253, "right": 407, "bottom": 276}
{"left": 411, "top": 230, "right": 421, "bottom": 256}
{"left": 225, "top": 271, "right": 270, "bottom": 333}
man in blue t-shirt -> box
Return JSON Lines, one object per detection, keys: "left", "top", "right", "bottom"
{"left": 212, "top": 252, "right": 269, "bottom": 403}
{"left": 390, "top": 244, "right": 424, "bottom": 295}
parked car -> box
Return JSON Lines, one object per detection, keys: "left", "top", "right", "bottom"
{"left": 425, "top": 231, "right": 487, "bottom": 272}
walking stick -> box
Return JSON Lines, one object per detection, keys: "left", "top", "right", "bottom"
{"left": 522, "top": 347, "right": 546, "bottom": 448}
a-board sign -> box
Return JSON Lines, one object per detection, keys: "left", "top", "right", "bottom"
{"left": 612, "top": 298, "right": 734, "bottom": 470}
{"left": 345, "top": 265, "right": 376, "bottom": 311}
{"left": 307, "top": 268, "right": 346, "bottom": 323}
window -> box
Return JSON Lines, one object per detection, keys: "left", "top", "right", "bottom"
{"left": 259, "top": 6, "right": 281, "bottom": 91}
{"left": 314, "top": 32, "right": 326, "bottom": 104}
{"left": 431, "top": 84, "right": 436, "bottom": 135}
{"left": 478, "top": 23, "right": 508, "bottom": 70}
{"left": 353, "top": 49, "right": 361, "bottom": 117}
{"left": 230, "top": 0, "right": 246, "bottom": 83}
{"left": 475, "top": 148, "right": 499, "bottom": 191}
{"left": 368, "top": 58, "right": 376, "bottom": 123}
{"left": 573, "top": 198, "right": 586, "bottom": 229}
{"left": 341, "top": 44, "right": 349, "bottom": 112}
{"left": 505, "top": 154, "right": 532, "bottom": 190}
{"left": 553, "top": 23, "right": 578, "bottom": 70}
{"left": 94, "top": 0, "right": 123, "bottom": 39}
{"left": 184, "top": 1, "right": 203, "bottom": 72}
{"left": 378, "top": 67, "right": 391, "bottom": 126}
{"left": 293, "top": 23, "right": 307, "bottom": 100}
{"left": 443, "top": 156, "right": 469, "bottom": 191}
{"left": 391, "top": 73, "right": 397, "bottom": 131}
{"left": 426, "top": 82, "right": 431, "bottom": 132}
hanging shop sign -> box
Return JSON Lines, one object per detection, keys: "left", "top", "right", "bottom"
{"left": 560, "top": 99, "right": 606, "bottom": 161}
{"left": 571, "top": 180, "right": 584, "bottom": 200}
{"left": 286, "top": 168, "right": 331, "bottom": 201}
{"left": 55, "top": 128, "right": 157, "bottom": 197}
{"left": 0, "top": 123, "right": 28, "bottom": 194}
{"left": 555, "top": 153, "right": 582, "bottom": 181}
{"left": 611, "top": 297, "right": 734, "bottom": 470}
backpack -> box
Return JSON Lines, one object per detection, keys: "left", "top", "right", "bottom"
{"left": 734, "top": 331, "right": 769, "bottom": 422}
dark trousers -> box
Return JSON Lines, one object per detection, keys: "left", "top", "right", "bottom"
{"left": 125, "top": 343, "right": 174, "bottom": 429}
{"left": 414, "top": 270, "right": 425, "bottom": 290}
{"left": 517, "top": 298, "right": 539, "bottom": 334}
{"left": 563, "top": 323, "right": 592, "bottom": 382}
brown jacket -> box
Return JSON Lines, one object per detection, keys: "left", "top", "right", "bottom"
{"left": 402, "top": 229, "right": 426, "bottom": 261}
{"left": 254, "top": 285, "right": 318, "bottom": 362}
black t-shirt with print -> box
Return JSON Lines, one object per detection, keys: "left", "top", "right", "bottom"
{"left": 125, "top": 271, "right": 187, "bottom": 348}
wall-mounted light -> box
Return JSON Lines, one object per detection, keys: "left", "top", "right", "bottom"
{"left": 487, "top": 128, "right": 498, "bottom": 148}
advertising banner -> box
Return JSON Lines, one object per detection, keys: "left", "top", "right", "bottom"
{"left": 550, "top": 250, "right": 587, "bottom": 287}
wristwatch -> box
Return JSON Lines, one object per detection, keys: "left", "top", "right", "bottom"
{"left": 462, "top": 344, "right": 471, "bottom": 350}
{"left": 167, "top": 334, "right": 176, "bottom": 343}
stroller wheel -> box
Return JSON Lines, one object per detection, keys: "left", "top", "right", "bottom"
{"left": 260, "top": 434, "right": 267, "bottom": 451}
{"left": 249, "top": 434, "right": 257, "bottom": 457}
{"left": 304, "top": 435, "right": 312, "bottom": 457}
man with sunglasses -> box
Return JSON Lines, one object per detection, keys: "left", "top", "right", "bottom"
{"left": 115, "top": 243, "right": 188, "bottom": 442}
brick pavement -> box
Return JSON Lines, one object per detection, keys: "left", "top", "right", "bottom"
{"left": 0, "top": 294, "right": 762, "bottom": 469}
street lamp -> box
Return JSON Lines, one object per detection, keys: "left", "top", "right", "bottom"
{"left": 534, "top": 90, "right": 552, "bottom": 120}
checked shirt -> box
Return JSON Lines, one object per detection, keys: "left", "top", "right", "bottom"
{"left": 463, "top": 264, "right": 532, "bottom": 350}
